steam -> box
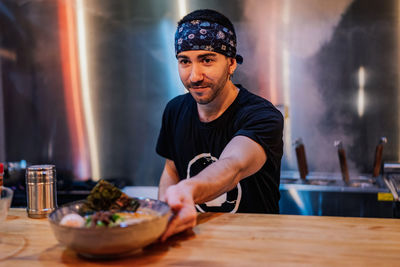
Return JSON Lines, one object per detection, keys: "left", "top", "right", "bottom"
{"left": 241, "top": 0, "right": 357, "bottom": 174}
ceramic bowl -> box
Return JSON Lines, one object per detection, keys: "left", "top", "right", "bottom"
{"left": 48, "top": 198, "right": 170, "bottom": 259}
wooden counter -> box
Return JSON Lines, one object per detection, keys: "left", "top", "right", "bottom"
{"left": 1, "top": 209, "right": 400, "bottom": 266}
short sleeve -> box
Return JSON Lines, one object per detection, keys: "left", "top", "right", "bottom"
{"left": 234, "top": 106, "right": 284, "bottom": 168}
{"left": 156, "top": 102, "right": 174, "bottom": 160}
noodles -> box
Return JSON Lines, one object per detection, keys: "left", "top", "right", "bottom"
{"left": 60, "top": 208, "right": 157, "bottom": 228}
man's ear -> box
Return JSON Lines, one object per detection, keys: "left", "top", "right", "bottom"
{"left": 229, "top": 57, "right": 238, "bottom": 75}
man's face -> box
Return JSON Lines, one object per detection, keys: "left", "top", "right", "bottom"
{"left": 177, "top": 50, "right": 236, "bottom": 105}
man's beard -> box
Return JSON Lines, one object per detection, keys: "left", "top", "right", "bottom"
{"left": 190, "top": 83, "right": 219, "bottom": 105}
{"left": 185, "top": 74, "right": 230, "bottom": 105}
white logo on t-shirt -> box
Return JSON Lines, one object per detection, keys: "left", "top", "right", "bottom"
{"left": 186, "top": 153, "right": 242, "bottom": 213}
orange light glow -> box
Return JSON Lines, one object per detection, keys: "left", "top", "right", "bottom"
{"left": 57, "top": 0, "right": 90, "bottom": 180}
{"left": 268, "top": 5, "right": 278, "bottom": 105}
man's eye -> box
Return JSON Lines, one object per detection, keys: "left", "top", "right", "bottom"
{"left": 203, "top": 58, "right": 213, "bottom": 64}
{"left": 179, "top": 59, "right": 189, "bottom": 64}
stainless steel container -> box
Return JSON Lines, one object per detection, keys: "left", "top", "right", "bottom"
{"left": 26, "top": 165, "right": 57, "bottom": 218}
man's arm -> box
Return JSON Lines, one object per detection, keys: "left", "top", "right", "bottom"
{"left": 158, "top": 159, "right": 180, "bottom": 200}
{"left": 181, "top": 135, "right": 267, "bottom": 204}
{"left": 161, "top": 135, "right": 267, "bottom": 241}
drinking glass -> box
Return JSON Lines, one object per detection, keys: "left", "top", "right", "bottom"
{"left": 0, "top": 187, "right": 13, "bottom": 222}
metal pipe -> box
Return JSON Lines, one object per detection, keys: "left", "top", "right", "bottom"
{"left": 294, "top": 138, "right": 308, "bottom": 180}
{"left": 335, "top": 141, "right": 350, "bottom": 184}
{"left": 373, "top": 137, "right": 387, "bottom": 177}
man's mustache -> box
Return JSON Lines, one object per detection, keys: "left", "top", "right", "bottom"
{"left": 188, "top": 81, "right": 212, "bottom": 88}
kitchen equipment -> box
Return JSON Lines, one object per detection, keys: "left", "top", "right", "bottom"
{"left": 383, "top": 162, "right": 400, "bottom": 201}
{"left": 335, "top": 141, "right": 350, "bottom": 184}
{"left": 382, "top": 162, "right": 400, "bottom": 218}
{"left": 3, "top": 160, "right": 28, "bottom": 187}
{"left": 373, "top": 137, "right": 387, "bottom": 177}
{"left": 294, "top": 138, "right": 309, "bottom": 180}
{"left": 26, "top": 165, "right": 57, "bottom": 218}
{"left": 48, "top": 198, "right": 170, "bottom": 259}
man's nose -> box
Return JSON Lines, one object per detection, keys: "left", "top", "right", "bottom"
{"left": 189, "top": 64, "right": 203, "bottom": 83}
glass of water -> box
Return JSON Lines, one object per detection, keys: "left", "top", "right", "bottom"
{"left": 0, "top": 187, "right": 13, "bottom": 222}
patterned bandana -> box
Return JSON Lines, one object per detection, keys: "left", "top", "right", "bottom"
{"left": 175, "top": 20, "right": 243, "bottom": 64}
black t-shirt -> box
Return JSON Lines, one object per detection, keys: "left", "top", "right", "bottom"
{"left": 156, "top": 85, "right": 284, "bottom": 213}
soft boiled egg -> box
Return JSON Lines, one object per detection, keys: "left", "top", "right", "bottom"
{"left": 60, "top": 213, "right": 85, "bottom": 228}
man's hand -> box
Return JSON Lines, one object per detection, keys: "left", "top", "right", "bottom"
{"left": 160, "top": 183, "right": 197, "bottom": 242}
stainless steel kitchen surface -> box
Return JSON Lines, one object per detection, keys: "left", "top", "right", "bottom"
{"left": 279, "top": 171, "right": 395, "bottom": 217}
{"left": 1, "top": 0, "right": 400, "bottom": 216}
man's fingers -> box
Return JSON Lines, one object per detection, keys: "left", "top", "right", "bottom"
{"left": 161, "top": 208, "right": 197, "bottom": 242}
{"left": 160, "top": 183, "right": 197, "bottom": 242}
{"left": 164, "top": 212, "right": 192, "bottom": 237}
{"left": 161, "top": 220, "right": 196, "bottom": 242}
{"left": 165, "top": 189, "right": 183, "bottom": 211}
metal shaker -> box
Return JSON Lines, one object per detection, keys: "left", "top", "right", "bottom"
{"left": 26, "top": 165, "right": 57, "bottom": 218}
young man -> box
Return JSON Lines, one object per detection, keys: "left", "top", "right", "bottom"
{"left": 156, "top": 9, "right": 284, "bottom": 241}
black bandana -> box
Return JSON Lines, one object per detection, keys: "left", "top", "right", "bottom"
{"left": 175, "top": 20, "right": 243, "bottom": 64}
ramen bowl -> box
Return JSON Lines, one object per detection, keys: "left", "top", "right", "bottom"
{"left": 48, "top": 199, "right": 170, "bottom": 259}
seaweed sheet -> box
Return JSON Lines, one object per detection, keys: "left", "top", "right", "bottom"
{"left": 80, "top": 180, "right": 140, "bottom": 214}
